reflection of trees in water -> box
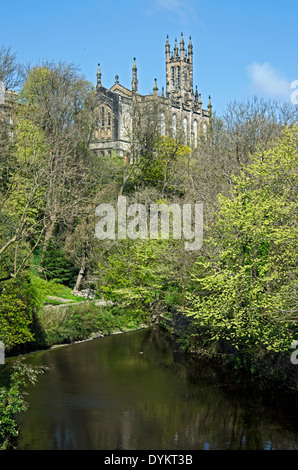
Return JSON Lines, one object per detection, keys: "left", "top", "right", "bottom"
{"left": 17, "top": 328, "right": 298, "bottom": 450}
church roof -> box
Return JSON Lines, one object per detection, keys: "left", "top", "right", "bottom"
{"left": 109, "top": 79, "right": 132, "bottom": 98}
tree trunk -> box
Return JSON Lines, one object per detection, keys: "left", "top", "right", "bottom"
{"left": 72, "top": 265, "right": 85, "bottom": 292}
{"left": 72, "top": 241, "right": 88, "bottom": 292}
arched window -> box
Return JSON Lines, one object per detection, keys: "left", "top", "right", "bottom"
{"left": 172, "top": 114, "right": 176, "bottom": 138}
{"left": 177, "top": 66, "right": 180, "bottom": 88}
{"left": 183, "top": 117, "right": 187, "bottom": 142}
{"left": 193, "top": 119, "right": 198, "bottom": 148}
{"left": 172, "top": 67, "right": 175, "bottom": 87}
{"left": 101, "top": 107, "right": 105, "bottom": 128}
{"left": 161, "top": 113, "right": 165, "bottom": 136}
{"left": 107, "top": 112, "right": 111, "bottom": 127}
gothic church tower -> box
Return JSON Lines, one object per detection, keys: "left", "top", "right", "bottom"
{"left": 166, "top": 34, "right": 194, "bottom": 104}
{"left": 91, "top": 34, "right": 211, "bottom": 157}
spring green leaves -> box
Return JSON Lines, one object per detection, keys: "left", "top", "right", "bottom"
{"left": 185, "top": 127, "right": 298, "bottom": 355}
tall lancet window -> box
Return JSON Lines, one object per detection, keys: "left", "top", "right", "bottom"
{"left": 177, "top": 66, "right": 180, "bottom": 88}
{"left": 193, "top": 119, "right": 198, "bottom": 148}
{"left": 172, "top": 114, "right": 176, "bottom": 138}
{"left": 172, "top": 67, "right": 175, "bottom": 87}
{"left": 183, "top": 117, "right": 187, "bottom": 143}
{"left": 101, "top": 107, "right": 105, "bottom": 128}
{"left": 161, "top": 113, "right": 165, "bottom": 136}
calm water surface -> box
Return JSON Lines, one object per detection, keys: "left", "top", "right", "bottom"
{"left": 15, "top": 328, "right": 298, "bottom": 450}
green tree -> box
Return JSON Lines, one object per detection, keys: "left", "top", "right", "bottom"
{"left": 185, "top": 126, "right": 298, "bottom": 361}
{"left": 99, "top": 237, "right": 184, "bottom": 323}
{"left": 0, "top": 116, "right": 49, "bottom": 282}
{"left": 136, "top": 135, "right": 191, "bottom": 196}
{"left": 0, "top": 358, "right": 47, "bottom": 449}
{"left": 19, "top": 63, "right": 97, "bottom": 266}
{"left": 0, "top": 273, "right": 42, "bottom": 351}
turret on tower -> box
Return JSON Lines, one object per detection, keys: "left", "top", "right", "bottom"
{"left": 96, "top": 63, "right": 102, "bottom": 89}
{"left": 153, "top": 78, "right": 158, "bottom": 96}
{"left": 132, "top": 57, "right": 138, "bottom": 94}
{"left": 165, "top": 33, "right": 194, "bottom": 103}
{"left": 180, "top": 32, "right": 185, "bottom": 60}
{"left": 208, "top": 95, "right": 212, "bottom": 117}
{"left": 188, "top": 36, "right": 193, "bottom": 63}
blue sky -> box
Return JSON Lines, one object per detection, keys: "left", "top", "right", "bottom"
{"left": 1, "top": 0, "right": 297, "bottom": 116}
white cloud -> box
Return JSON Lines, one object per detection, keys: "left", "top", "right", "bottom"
{"left": 156, "top": 0, "right": 184, "bottom": 12}
{"left": 142, "top": 0, "right": 198, "bottom": 26}
{"left": 247, "top": 62, "right": 291, "bottom": 99}
{"left": 154, "top": 0, "right": 195, "bottom": 20}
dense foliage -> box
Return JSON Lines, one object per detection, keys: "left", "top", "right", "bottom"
{"left": 0, "top": 359, "right": 47, "bottom": 449}
{"left": 185, "top": 127, "right": 298, "bottom": 364}
{"left": 99, "top": 238, "right": 183, "bottom": 322}
{"left": 0, "top": 274, "right": 39, "bottom": 350}
{"left": 0, "top": 46, "right": 298, "bottom": 448}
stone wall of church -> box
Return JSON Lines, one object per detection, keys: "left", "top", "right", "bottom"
{"left": 118, "top": 96, "right": 132, "bottom": 153}
{"left": 91, "top": 35, "right": 211, "bottom": 157}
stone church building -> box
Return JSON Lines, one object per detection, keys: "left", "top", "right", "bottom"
{"left": 0, "top": 79, "right": 15, "bottom": 139}
{"left": 90, "top": 34, "right": 212, "bottom": 159}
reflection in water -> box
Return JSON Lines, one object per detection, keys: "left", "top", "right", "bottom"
{"left": 16, "top": 328, "right": 298, "bottom": 450}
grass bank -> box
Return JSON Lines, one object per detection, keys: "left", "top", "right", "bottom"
{"left": 37, "top": 301, "right": 149, "bottom": 349}
{"left": 11, "top": 275, "right": 150, "bottom": 355}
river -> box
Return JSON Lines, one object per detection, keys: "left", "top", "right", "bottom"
{"left": 14, "top": 327, "right": 298, "bottom": 450}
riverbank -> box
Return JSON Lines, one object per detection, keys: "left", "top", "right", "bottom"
{"left": 8, "top": 290, "right": 150, "bottom": 357}
{"left": 157, "top": 313, "right": 298, "bottom": 392}
{"left": 40, "top": 298, "right": 149, "bottom": 348}
{"left": 7, "top": 279, "right": 298, "bottom": 393}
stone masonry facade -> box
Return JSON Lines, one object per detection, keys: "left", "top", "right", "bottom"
{"left": 90, "top": 34, "right": 212, "bottom": 158}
